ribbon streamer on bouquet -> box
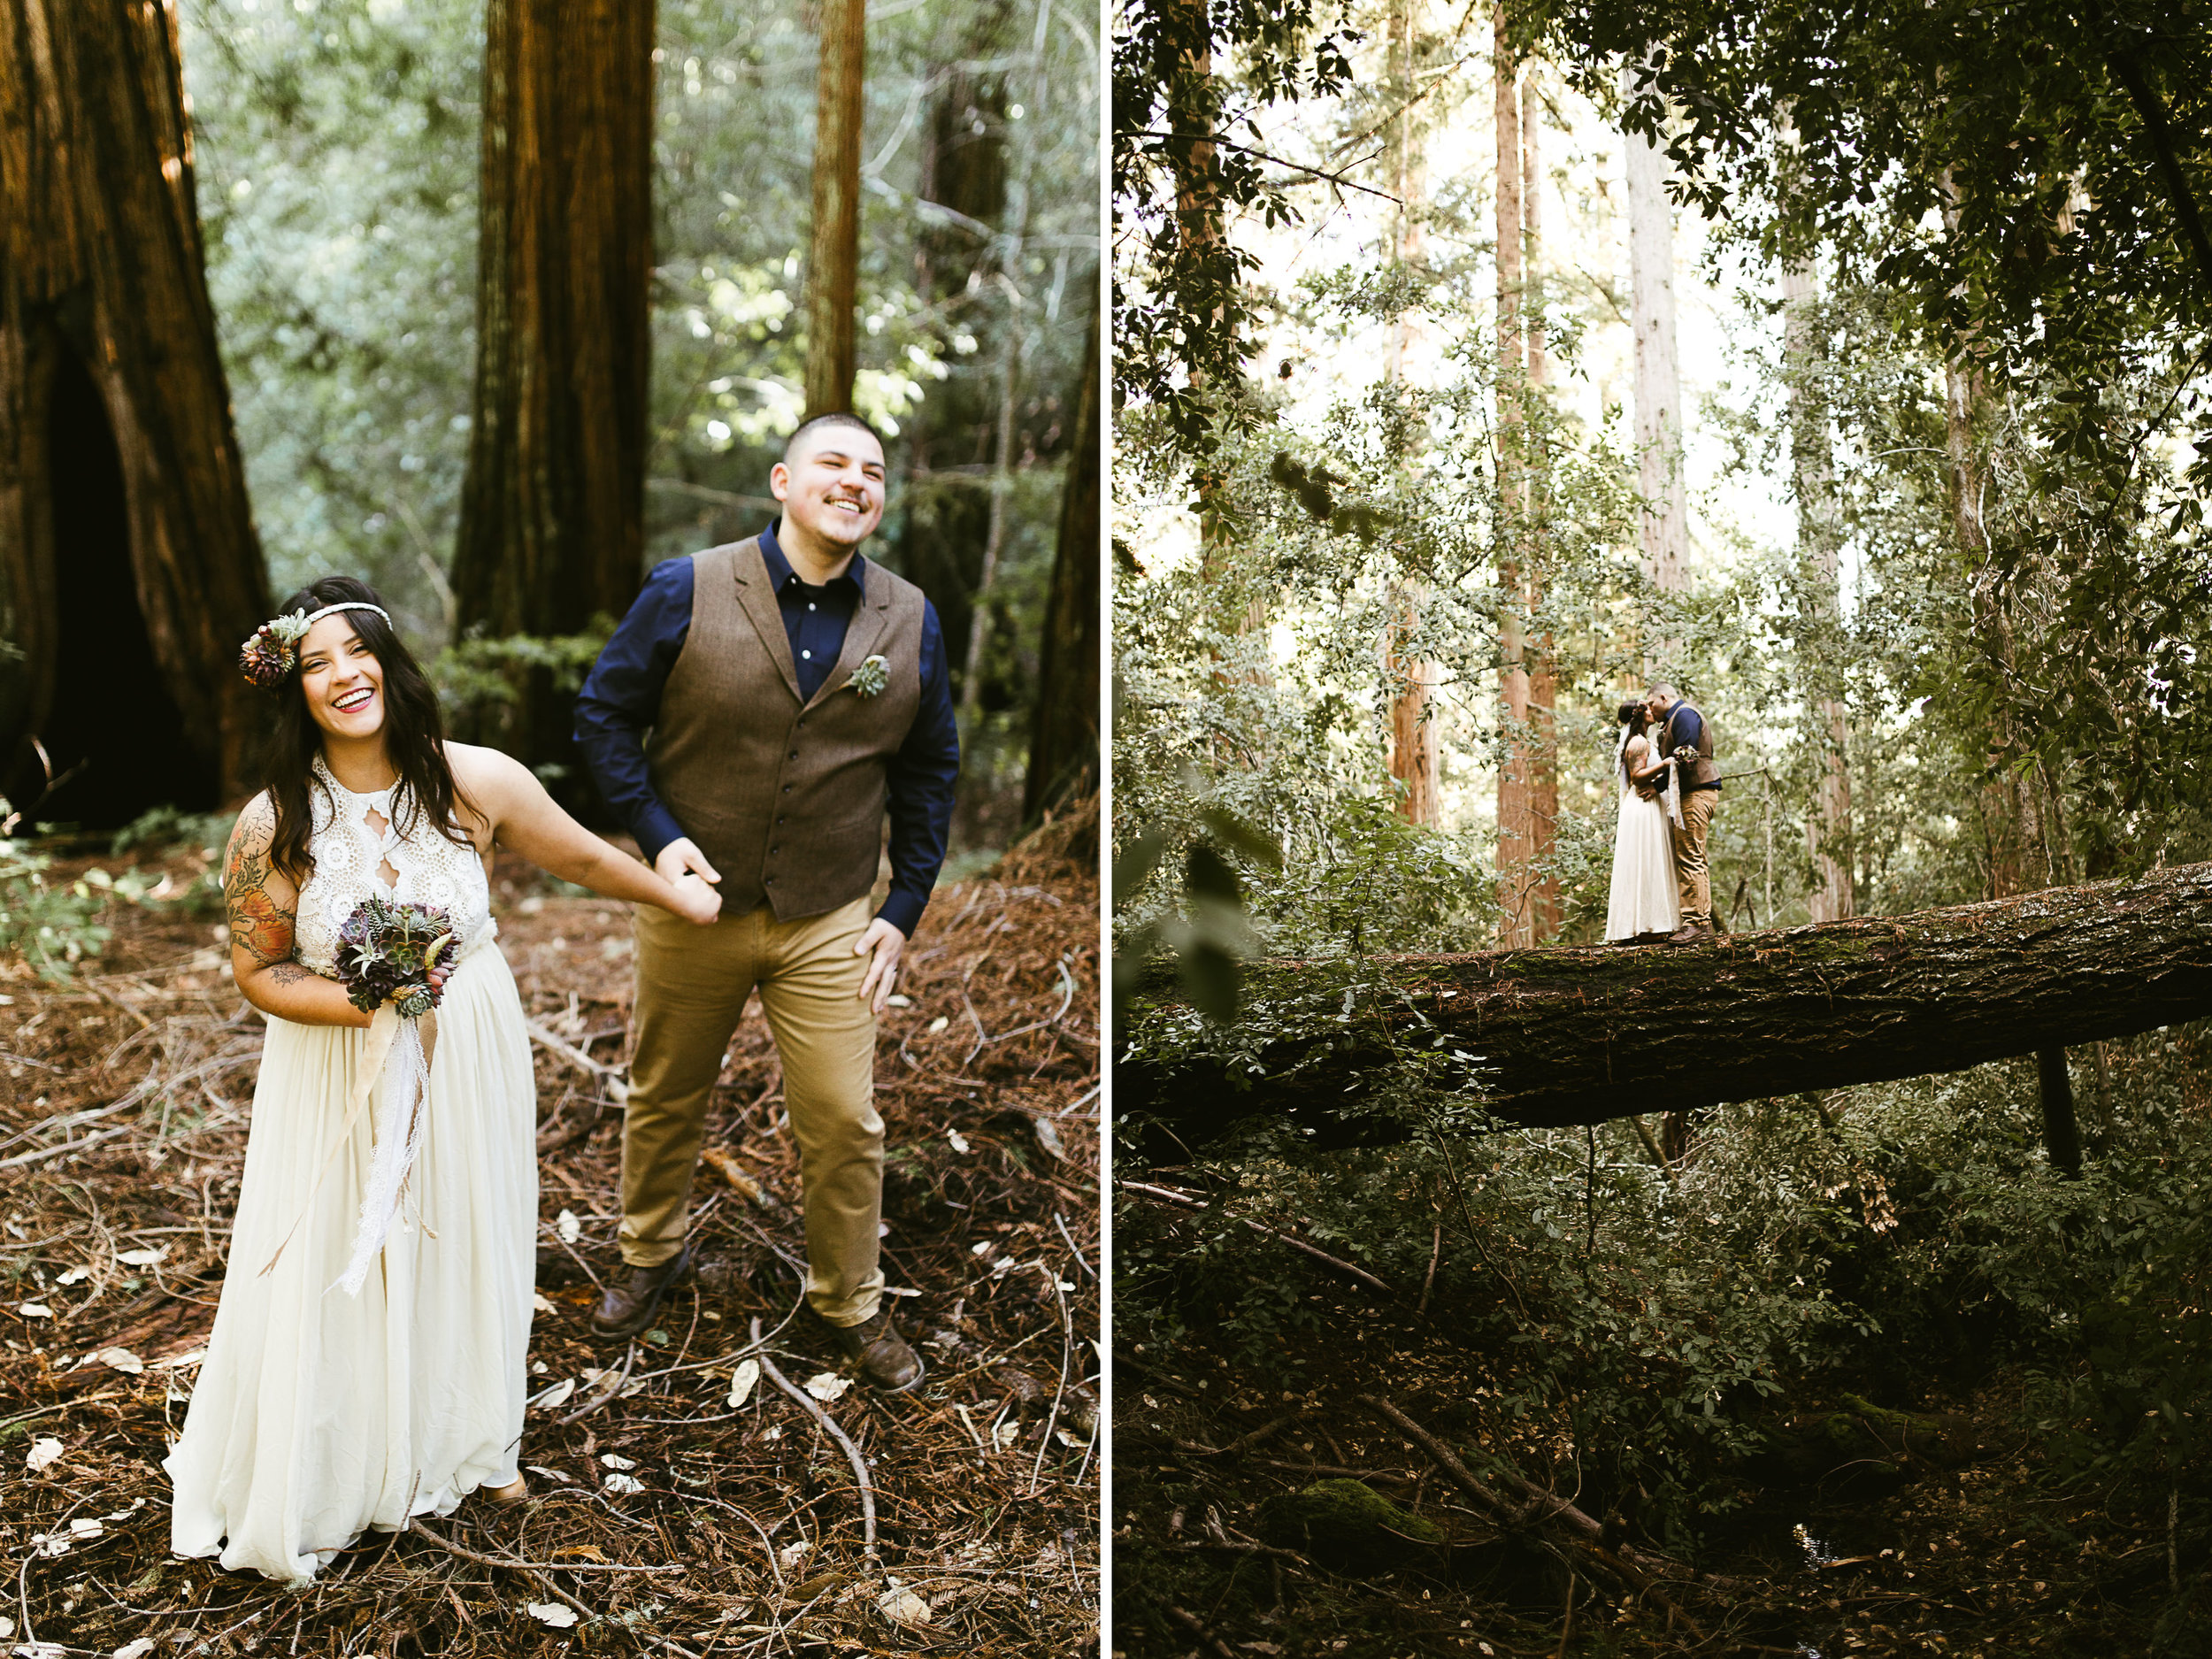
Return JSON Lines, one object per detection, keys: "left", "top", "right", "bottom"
{"left": 257, "top": 932, "right": 455, "bottom": 1293}
{"left": 1663, "top": 756, "right": 1686, "bottom": 832}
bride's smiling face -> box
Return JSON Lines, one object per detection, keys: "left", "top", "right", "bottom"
{"left": 296, "top": 615, "right": 386, "bottom": 741}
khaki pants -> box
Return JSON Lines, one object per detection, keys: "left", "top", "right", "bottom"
{"left": 1673, "top": 788, "right": 1718, "bottom": 926}
{"left": 623, "top": 896, "right": 883, "bottom": 1326}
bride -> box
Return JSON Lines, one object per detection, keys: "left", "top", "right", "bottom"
{"left": 1605, "top": 699, "right": 1681, "bottom": 942}
{"left": 166, "top": 576, "right": 720, "bottom": 1582}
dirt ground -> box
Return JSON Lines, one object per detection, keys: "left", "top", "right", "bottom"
{"left": 1110, "top": 1195, "right": 2202, "bottom": 1659}
{"left": 1, "top": 803, "right": 1100, "bottom": 1656}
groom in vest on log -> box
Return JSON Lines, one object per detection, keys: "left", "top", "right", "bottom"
{"left": 573, "top": 411, "right": 959, "bottom": 1390}
{"left": 1646, "top": 683, "right": 1720, "bottom": 943}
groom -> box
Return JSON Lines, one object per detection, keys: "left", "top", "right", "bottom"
{"left": 1645, "top": 683, "right": 1720, "bottom": 943}
{"left": 572, "top": 411, "right": 959, "bottom": 1389}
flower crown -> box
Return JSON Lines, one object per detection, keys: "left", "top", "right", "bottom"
{"left": 239, "top": 601, "right": 392, "bottom": 688}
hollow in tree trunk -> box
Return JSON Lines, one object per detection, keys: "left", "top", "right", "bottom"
{"left": 0, "top": 0, "right": 269, "bottom": 822}
{"left": 451, "top": 0, "right": 654, "bottom": 780}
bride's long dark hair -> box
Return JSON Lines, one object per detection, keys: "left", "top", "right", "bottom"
{"left": 262, "top": 576, "right": 476, "bottom": 884}
{"left": 1617, "top": 700, "right": 1649, "bottom": 787}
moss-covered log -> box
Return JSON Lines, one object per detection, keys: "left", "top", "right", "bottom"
{"left": 1118, "top": 864, "right": 2212, "bottom": 1136}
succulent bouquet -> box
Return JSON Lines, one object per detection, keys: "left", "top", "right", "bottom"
{"left": 334, "top": 896, "right": 454, "bottom": 1018}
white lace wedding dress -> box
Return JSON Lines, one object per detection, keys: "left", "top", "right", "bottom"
{"left": 1605, "top": 734, "right": 1681, "bottom": 941}
{"left": 166, "top": 757, "right": 537, "bottom": 1582}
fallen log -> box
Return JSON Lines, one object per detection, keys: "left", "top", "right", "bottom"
{"left": 1118, "top": 863, "right": 2212, "bottom": 1138}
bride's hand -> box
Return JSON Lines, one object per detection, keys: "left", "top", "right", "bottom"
{"left": 665, "top": 869, "right": 722, "bottom": 926}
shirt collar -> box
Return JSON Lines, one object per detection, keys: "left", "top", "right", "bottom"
{"left": 762, "top": 518, "right": 867, "bottom": 600}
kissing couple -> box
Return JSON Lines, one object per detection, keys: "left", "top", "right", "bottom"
{"left": 166, "top": 411, "right": 960, "bottom": 1581}
{"left": 1604, "top": 683, "right": 1721, "bottom": 946}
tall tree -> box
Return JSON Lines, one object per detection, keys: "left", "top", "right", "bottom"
{"left": 1622, "top": 55, "right": 1686, "bottom": 666}
{"left": 452, "top": 0, "right": 654, "bottom": 774}
{"left": 1494, "top": 12, "right": 1555, "bottom": 944}
{"left": 1782, "top": 251, "right": 1853, "bottom": 921}
{"left": 1938, "top": 173, "right": 2046, "bottom": 902}
{"left": 1520, "top": 70, "right": 1560, "bottom": 939}
{"left": 804, "top": 0, "right": 864, "bottom": 418}
{"left": 1024, "top": 296, "right": 1100, "bottom": 821}
{"left": 1384, "top": 0, "right": 1440, "bottom": 826}
{"left": 0, "top": 0, "right": 269, "bottom": 820}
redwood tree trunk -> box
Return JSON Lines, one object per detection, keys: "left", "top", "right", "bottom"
{"left": 1022, "top": 296, "right": 1099, "bottom": 821}
{"left": 1623, "top": 52, "right": 1686, "bottom": 667}
{"left": 1118, "top": 864, "right": 2212, "bottom": 1137}
{"left": 0, "top": 0, "right": 269, "bottom": 816}
{"left": 1384, "top": 0, "right": 1438, "bottom": 824}
{"left": 804, "top": 0, "right": 864, "bottom": 419}
{"left": 1783, "top": 255, "right": 1853, "bottom": 921}
{"left": 452, "top": 0, "right": 654, "bottom": 772}
{"left": 1520, "top": 71, "right": 1558, "bottom": 939}
{"left": 1494, "top": 11, "right": 1535, "bottom": 944}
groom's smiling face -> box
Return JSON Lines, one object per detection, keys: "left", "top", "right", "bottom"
{"left": 772, "top": 423, "right": 887, "bottom": 553}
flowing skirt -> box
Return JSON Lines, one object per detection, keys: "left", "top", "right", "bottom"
{"left": 1605, "top": 785, "right": 1681, "bottom": 941}
{"left": 165, "top": 942, "right": 537, "bottom": 1583}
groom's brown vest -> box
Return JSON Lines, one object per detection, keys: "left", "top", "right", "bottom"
{"left": 646, "top": 537, "right": 926, "bottom": 922}
{"left": 1663, "top": 702, "right": 1721, "bottom": 790}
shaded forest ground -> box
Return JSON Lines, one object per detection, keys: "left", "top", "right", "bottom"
{"left": 1, "top": 804, "right": 1100, "bottom": 1656}
{"left": 1111, "top": 1035, "right": 2212, "bottom": 1659}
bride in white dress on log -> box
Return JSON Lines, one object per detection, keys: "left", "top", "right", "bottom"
{"left": 165, "top": 577, "right": 720, "bottom": 1583}
{"left": 1605, "top": 699, "right": 1681, "bottom": 943}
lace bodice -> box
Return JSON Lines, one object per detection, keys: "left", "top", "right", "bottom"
{"left": 293, "top": 757, "right": 495, "bottom": 977}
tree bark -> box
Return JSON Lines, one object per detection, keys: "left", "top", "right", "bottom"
{"left": 1022, "top": 294, "right": 1098, "bottom": 821}
{"left": 804, "top": 0, "right": 864, "bottom": 418}
{"left": 1520, "top": 71, "right": 1557, "bottom": 939}
{"left": 1118, "top": 863, "right": 2212, "bottom": 1138}
{"left": 1494, "top": 10, "right": 1536, "bottom": 944}
{"left": 0, "top": 0, "right": 269, "bottom": 817}
{"left": 1622, "top": 54, "right": 1686, "bottom": 668}
{"left": 453, "top": 0, "right": 653, "bottom": 774}
{"left": 1782, "top": 255, "right": 1852, "bottom": 921}
{"left": 1384, "top": 0, "right": 1439, "bottom": 826}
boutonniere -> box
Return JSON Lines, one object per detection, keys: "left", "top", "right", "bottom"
{"left": 848, "top": 654, "right": 889, "bottom": 698}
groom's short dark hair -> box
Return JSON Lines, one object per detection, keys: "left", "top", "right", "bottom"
{"left": 784, "top": 411, "right": 884, "bottom": 461}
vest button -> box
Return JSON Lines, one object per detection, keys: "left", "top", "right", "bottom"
{"left": 764, "top": 875, "right": 777, "bottom": 885}
{"left": 782, "top": 785, "right": 791, "bottom": 794}
{"left": 789, "top": 749, "right": 799, "bottom": 760}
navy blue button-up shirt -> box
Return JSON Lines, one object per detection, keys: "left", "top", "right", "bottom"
{"left": 573, "top": 520, "right": 960, "bottom": 936}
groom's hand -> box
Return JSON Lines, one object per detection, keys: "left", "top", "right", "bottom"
{"left": 654, "top": 837, "right": 722, "bottom": 890}
{"left": 853, "top": 918, "right": 906, "bottom": 1014}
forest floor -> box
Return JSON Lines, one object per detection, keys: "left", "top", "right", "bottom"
{"left": 1, "top": 803, "right": 1101, "bottom": 1657}
{"left": 1111, "top": 1194, "right": 2200, "bottom": 1659}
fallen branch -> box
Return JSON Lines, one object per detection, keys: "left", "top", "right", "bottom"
{"left": 527, "top": 1021, "right": 626, "bottom": 1095}
{"left": 1121, "top": 1183, "right": 1394, "bottom": 1295}
{"left": 1167, "top": 1602, "right": 1240, "bottom": 1659}
{"left": 750, "top": 1317, "right": 879, "bottom": 1557}
{"left": 408, "top": 1518, "right": 593, "bottom": 1622}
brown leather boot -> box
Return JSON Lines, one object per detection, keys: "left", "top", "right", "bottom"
{"left": 821, "top": 1306, "right": 926, "bottom": 1393}
{"left": 1666, "top": 920, "right": 1715, "bottom": 944}
{"left": 589, "top": 1243, "right": 690, "bottom": 1340}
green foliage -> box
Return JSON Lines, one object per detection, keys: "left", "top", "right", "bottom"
{"left": 109, "top": 807, "right": 234, "bottom": 859}
{"left": 1111, "top": 0, "right": 1360, "bottom": 442}
{"left": 0, "top": 849, "right": 155, "bottom": 983}
{"left": 430, "top": 619, "right": 616, "bottom": 721}
{"left": 1118, "top": 1032, "right": 2212, "bottom": 1556}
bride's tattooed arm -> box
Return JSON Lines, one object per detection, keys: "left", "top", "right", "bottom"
{"left": 224, "top": 795, "right": 372, "bottom": 1027}
{"left": 225, "top": 797, "right": 294, "bottom": 969}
